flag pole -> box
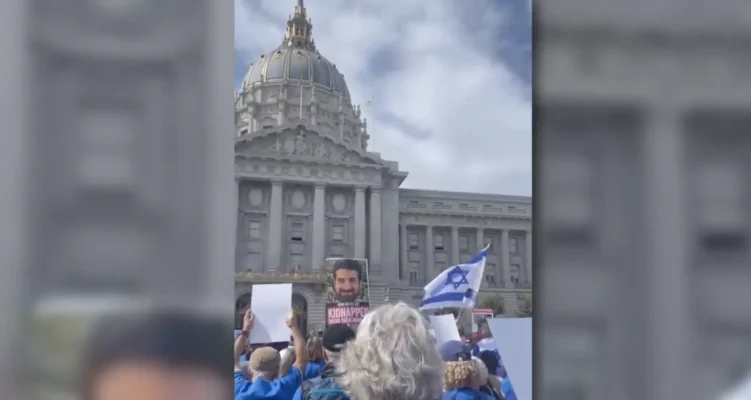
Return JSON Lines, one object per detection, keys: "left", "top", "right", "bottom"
{"left": 455, "top": 307, "right": 465, "bottom": 324}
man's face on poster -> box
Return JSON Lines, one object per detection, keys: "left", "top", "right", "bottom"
{"left": 333, "top": 267, "right": 360, "bottom": 302}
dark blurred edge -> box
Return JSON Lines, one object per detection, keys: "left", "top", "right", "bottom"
{"left": 0, "top": 0, "right": 236, "bottom": 398}
{"left": 533, "top": 1, "right": 751, "bottom": 399}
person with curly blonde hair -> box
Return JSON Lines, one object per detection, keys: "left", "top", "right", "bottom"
{"left": 439, "top": 340, "right": 495, "bottom": 399}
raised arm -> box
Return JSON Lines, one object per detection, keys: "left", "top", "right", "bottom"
{"left": 234, "top": 310, "right": 253, "bottom": 370}
{"left": 286, "top": 312, "right": 308, "bottom": 369}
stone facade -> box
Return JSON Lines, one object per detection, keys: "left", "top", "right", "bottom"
{"left": 234, "top": 1, "right": 532, "bottom": 333}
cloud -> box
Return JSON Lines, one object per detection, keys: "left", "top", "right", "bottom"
{"left": 235, "top": 0, "right": 531, "bottom": 196}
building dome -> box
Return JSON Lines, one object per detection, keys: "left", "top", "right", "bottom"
{"left": 240, "top": 0, "right": 350, "bottom": 100}
{"left": 242, "top": 47, "right": 350, "bottom": 100}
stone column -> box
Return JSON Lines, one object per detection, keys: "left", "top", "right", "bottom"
{"left": 451, "top": 226, "right": 460, "bottom": 265}
{"left": 400, "top": 223, "right": 408, "bottom": 281}
{"left": 354, "top": 186, "right": 366, "bottom": 258}
{"left": 525, "top": 230, "right": 532, "bottom": 284}
{"left": 501, "top": 229, "right": 512, "bottom": 287}
{"left": 267, "top": 180, "right": 284, "bottom": 271}
{"left": 311, "top": 184, "right": 326, "bottom": 271}
{"left": 475, "top": 228, "right": 484, "bottom": 253}
{"left": 233, "top": 178, "right": 241, "bottom": 272}
{"left": 425, "top": 225, "right": 434, "bottom": 281}
{"left": 369, "top": 187, "right": 382, "bottom": 274}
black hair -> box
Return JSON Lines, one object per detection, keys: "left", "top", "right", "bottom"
{"left": 478, "top": 350, "right": 499, "bottom": 376}
{"left": 81, "top": 308, "right": 231, "bottom": 400}
{"left": 332, "top": 258, "right": 363, "bottom": 281}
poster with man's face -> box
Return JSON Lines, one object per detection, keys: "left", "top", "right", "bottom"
{"left": 324, "top": 258, "right": 369, "bottom": 326}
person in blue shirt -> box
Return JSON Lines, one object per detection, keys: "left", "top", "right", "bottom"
{"left": 471, "top": 320, "right": 502, "bottom": 365}
{"left": 233, "top": 309, "right": 308, "bottom": 400}
{"left": 304, "top": 336, "right": 326, "bottom": 378}
{"left": 440, "top": 340, "right": 496, "bottom": 400}
{"left": 293, "top": 324, "right": 356, "bottom": 400}
{"left": 477, "top": 349, "right": 516, "bottom": 400}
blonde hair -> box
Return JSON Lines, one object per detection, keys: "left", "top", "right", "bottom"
{"left": 471, "top": 358, "right": 489, "bottom": 389}
{"left": 443, "top": 361, "right": 475, "bottom": 389}
{"left": 337, "top": 302, "right": 443, "bottom": 400}
{"left": 279, "top": 348, "right": 296, "bottom": 376}
{"left": 307, "top": 336, "right": 324, "bottom": 362}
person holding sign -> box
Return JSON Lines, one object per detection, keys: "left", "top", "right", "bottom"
{"left": 233, "top": 309, "right": 309, "bottom": 400}
{"left": 324, "top": 258, "right": 370, "bottom": 326}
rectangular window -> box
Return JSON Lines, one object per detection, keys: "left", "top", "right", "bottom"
{"left": 486, "top": 263, "right": 496, "bottom": 280}
{"left": 484, "top": 236, "right": 493, "bottom": 249}
{"left": 408, "top": 251, "right": 421, "bottom": 262}
{"left": 290, "top": 253, "right": 304, "bottom": 270}
{"left": 332, "top": 224, "right": 345, "bottom": 242}
{"left": 409, "top": 270, "right": 420, "bottom": 285}
{"left": 510, "top": 264, "right": 521, "bottom": 286}
{"left": 245, "top": 251, "right": 261, "bottom": 271}
{"left": 434, "top": 234, "right": 445, "bottom": 251}
{"left": 408, "top": 233, "right": 419, "bottom": 249}
{"left": 509, "top": 237, "right": 518, "bottom": 253}
{"left": 248, "top": 220, "right": 262, "bottom": 239}
{"left": 409, "top": 262, "right": 420, "bottom": 284}
{"left": 484, "top": 273, "right": 496, "bottom": 286}
{"left": 459, "top": 235, "right": 469, "bottom": 251}
{"left": 328, "top": 244, "right": 346, "bottom": 259}
{"left": 291, "top": 222, "right": 304, "bottom": 241}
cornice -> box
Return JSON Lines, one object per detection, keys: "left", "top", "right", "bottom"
{"left": 399, "top": 212, "right": 531, "bottom": 229}
{"left": 399, "top": 187, "right": 532, "bottom": 203}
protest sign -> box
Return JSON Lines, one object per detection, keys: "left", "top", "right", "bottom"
{"left": 488, "top": 317, "right": 532, "bottom": 400}
{"left": 324, "top": 258, "right": 370, "bottom": 326}
{"left": 429, "top": 314, "right": 461, "bottom": 346}
{"left": 249, "top": 283, "right": 292, "bottom": 344}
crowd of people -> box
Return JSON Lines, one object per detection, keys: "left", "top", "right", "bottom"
{"left": 234, "top": 302, "right": 518, "bottom": 400}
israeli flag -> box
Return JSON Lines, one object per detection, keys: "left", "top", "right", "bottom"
{"left": 420, "top": 245, "right": 489, "bottom": 311}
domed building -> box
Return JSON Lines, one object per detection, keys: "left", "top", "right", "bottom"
{"left": 234, "top": 0, "right": 531, "bottom": 333}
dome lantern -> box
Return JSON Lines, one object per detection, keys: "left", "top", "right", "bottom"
{"left": 283, "top": 0, "right": 315, "bottom": 51}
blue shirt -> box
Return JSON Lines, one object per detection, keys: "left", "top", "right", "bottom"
{"left": 234, "top": 365, "right": 303, "bottom": 400}
{"left": 442, "top": 388, "right": 495, "bottom": 400}
{"left": 304, "top": 359, "right": 326, "bottom": 378}
{"left": 501, "top": 377, "right": 518, "bottom": 400}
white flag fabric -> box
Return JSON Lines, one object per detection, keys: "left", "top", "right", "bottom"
{"left": 420, "top": 245, "right": 489, "bottom": 311}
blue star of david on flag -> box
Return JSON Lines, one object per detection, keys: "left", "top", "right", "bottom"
{"left": 420, "top": 244, "right": 490, "bottom": 310}
{"left": 444, "top": 266, "right": 470, "bottom": 289}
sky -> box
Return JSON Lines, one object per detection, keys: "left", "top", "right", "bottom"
{"left": 234, "top": 0, "right": 532, "bottom": 196}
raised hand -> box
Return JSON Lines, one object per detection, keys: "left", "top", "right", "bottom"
{"left": 243, "top": 309, "right": 254, "bottom": 331}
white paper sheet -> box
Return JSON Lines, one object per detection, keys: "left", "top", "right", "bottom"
{"left": 249, "top": 284, "right": 292, "bottom": 344}
{"left": 488, "top": 318, "right": 532, "bottom": 400}
{"left": 429, "top": 314, "right": 461, "bottom": 346}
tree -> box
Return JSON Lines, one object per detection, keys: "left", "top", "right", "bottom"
{"left": 477, "top": 296, "right": 505, "bottom": 316}
{"left": 516, "top": 294, "right": 532, "bottom": 317}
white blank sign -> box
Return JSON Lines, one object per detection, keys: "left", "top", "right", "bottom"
{"left": 429, "top": 314, "right": 461, "bottom": 346}
{"left": 249, "top": 284, "right": 292, "bottom": 344}
{"left": 488, "top": 317, "right": 532, "bottom": 400}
